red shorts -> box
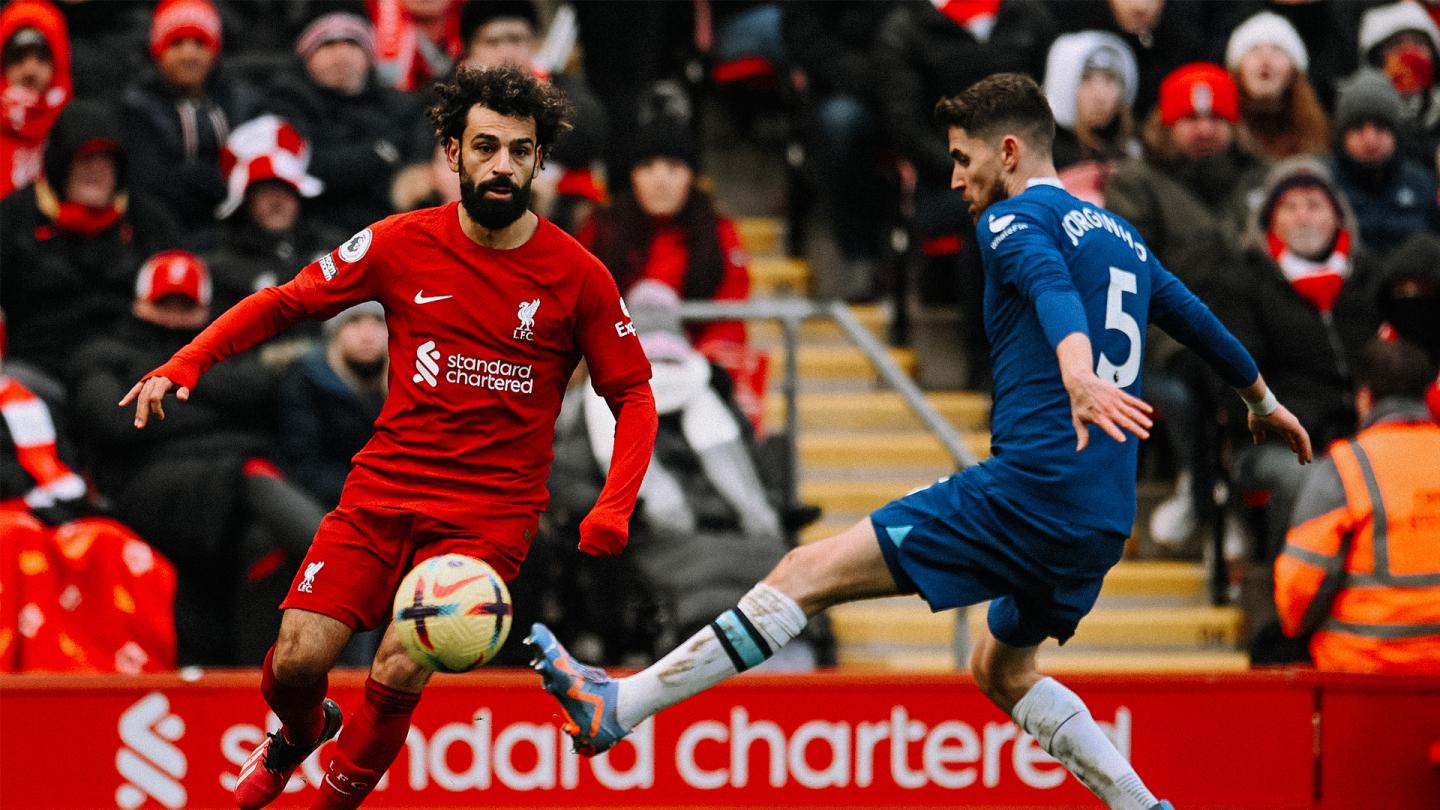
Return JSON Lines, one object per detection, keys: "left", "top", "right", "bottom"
{"left": 279, "top": 502, "right": 537, "bottom": 631}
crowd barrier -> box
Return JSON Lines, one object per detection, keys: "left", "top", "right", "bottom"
{"left": 1, "top": 669, "right": 1436, "bottom": 809}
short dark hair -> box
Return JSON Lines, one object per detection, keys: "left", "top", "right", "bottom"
{"left": 429, "top": 65, "right": 572, "bottom": 154}
{"left": 933, "top": 73, "right": 1055, "bottom": 154}
{"left": 1356, "top": 337, "right": 1438, "bottom": 402}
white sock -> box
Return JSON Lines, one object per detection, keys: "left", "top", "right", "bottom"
{"left": 615, "top": 583, "right": 806, "bottom": 730}
{"left": 1011, "top": 677, "right": 1159, "bottom": 810}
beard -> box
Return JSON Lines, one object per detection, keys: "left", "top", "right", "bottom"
{"left": 343, "top": 356, "right": 387, "bottom": 381}
{"left": 967, "top": 173, "right": 1010, "bottom": 224}
{"left": 458, "top": 154, "right": 532, "bottom": 229}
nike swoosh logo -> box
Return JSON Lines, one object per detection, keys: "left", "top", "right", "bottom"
{"left": 989, "top": 213, "right": 1016, "bottom": 233}
{"left": 414, "top": 291, "right": 453, "bottom": 304}
{"left": 432, "top": 574, "right": 486, "bottom": 598}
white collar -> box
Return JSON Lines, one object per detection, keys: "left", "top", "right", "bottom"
{"left": 1026, "top": 177, "right": 1064, "bottom": 189}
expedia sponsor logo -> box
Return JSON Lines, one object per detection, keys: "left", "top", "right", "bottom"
{"left": 614, "top": 296, "right": 636, "bottom": 338}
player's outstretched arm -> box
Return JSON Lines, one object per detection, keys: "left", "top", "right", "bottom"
{"left": 1148, "top": 266, "right": 1311, "bottom": 464}
{"left": 1238, "top": 375, "right": 1313, "bottom": 464}
{"left": 578, "top": 380, "right": 658, "bottom": 556}
{"left": 1057, "top": 333, "right": 1154, "bottom": 451}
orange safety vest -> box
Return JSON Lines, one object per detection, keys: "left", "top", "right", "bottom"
{"left": 1275, "top": 420, "right": 1440, "bottom": 673}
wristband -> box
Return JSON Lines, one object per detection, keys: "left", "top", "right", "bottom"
{"left": 1244, "top": 389, "right": 1278, "bottom": 417}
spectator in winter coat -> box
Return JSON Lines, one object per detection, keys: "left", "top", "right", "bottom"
{"left": 874, "top": 0, "right": 1057, "bottom": 386}
{"left": 121, "top": 0, "right": 260, "bottom": 241}
{"left": 278, "top": 302, "right": 386, "bottom": 510}
{"left": 1329, "top": 69, "right": 1435, "bottom": 258}
{"left": 1043, "top": 30, "right": 1139, "bottom": 206}
{"left": 1108, "top": 63, "right": 1268, "bottom": 301}
{"left": 1050, "top": 0, "right": 1208, "bottom": 120}
{"left": 581, "top": 120, "right": 751, "bottom": 368}
{"left": 0, "top": 335, "right": 178, "bottom": 675}
{"left": 548, "top": 281, "right": 814, "bottom": 667}
{"left": 1374, "top": 230, "right": 1440, "bottom": 420}
{"left": 1226, "top": 11, "right": 1331, "bottom": 160}
{"left": 370, "top": 0, "right": 464, "bottom": 93}
{"left": 203, "top": 115, "right": 340, "bottom": 367}
{"left": 0, "top": 101, "right": 178, "bottom": 384}
{"left": 0, "top": 0, "right": 70, "bottom": 198}
{"left": 263, "top": 12, "right": 432, "bottom": 234}
{"left": 1224, "top": 157, "right": 1382, "bottom": 559}
{"left": 432, "top": 0, "right": 608, "bottom": 234}
{"left": 67, "top": 250, "right": 326, "bottom": 665}
{"left": 1213, "top": 1, "right": 1359, "bottom": 114}
{"left": 1107, "top": 63, "right": 1268, "bottom": 552}
{"left": 1357, "top": 0, "right": 1440, "bottom": 165}
{"left": 781, "top": 1, "right": 894, "bottom": 300}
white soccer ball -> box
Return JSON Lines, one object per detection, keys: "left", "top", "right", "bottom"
{"left": 392, "top": 554, "right": 513, "bottom": 673}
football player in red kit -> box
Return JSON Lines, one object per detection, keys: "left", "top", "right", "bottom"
{"left": 120, "top": 66, "right": 657, "bottom": 810}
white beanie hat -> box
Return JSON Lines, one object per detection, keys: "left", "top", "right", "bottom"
{"left": 1225, "top": 11, "right": 1309, "bottom": 73}
{"left": 1359, "top": 1, "right": 1440, "bottom": 59}
{"left": 1043, "top": 31, "right": 1138, "bottom": 130}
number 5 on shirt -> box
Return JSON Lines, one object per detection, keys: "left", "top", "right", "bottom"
{"left": 1096, "top": 266, "right": 1140, "bottom": 388}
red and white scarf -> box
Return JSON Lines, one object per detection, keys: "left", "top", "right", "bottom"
{"left": 1267, "top": 229, "right": 1352, "bottom": 314}
{"left": 0, "top": 376, "right": 85, "bottom": 510}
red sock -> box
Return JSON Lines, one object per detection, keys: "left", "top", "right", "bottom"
{"left": 311, "top": 677, "right": 421, "bottom": 810}
{"left": 260, "top": 646, "right": 327, "bottom": 746}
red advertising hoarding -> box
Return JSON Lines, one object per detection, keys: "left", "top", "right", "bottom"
{"left": 1, "top": 670, "right": 1435, "bottom": 809}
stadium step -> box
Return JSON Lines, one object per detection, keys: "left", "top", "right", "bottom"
{"left": 764, "top": 390, "right": 990, "bottom": 432}
{"left": 798, "top": 432, "right": 991, "bottom": 468}
{"left": 750, "top": 256, "right": 810, "bottom": 296}
{"left": 736, "top": 216, "right": 784, "bottom": 256}
{"left": 768, "top": 345, "right": 918, "bottom": 382}
{"left": 748, "top": 303, "right": 890, "bottom": 344}
{"left": 800, "top": 477, "right": 941, "bottom": 514}
{"left": 825, "top": 597, "right": 1242, "bottom": 650}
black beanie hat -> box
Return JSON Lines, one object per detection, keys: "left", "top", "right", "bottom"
{"left": 629, "top": 117, "right": 698, "bottom": 172}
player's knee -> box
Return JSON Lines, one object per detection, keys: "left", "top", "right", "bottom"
{"left": 766, "top": 546, "right": 824, "bottom": 612}
{"left": 969, "top": 646, "right": 1000, "bottom": 701}
{"left": 370, "top": 643, "right": 431, "bottom": 692}
{"left": 969, "top": 641, "right": 1034, "bottom": 709}
{"left": 271, "top": 636, "right": 331, "bottom": 685}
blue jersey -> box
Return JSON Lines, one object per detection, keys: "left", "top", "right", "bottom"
{"left": 975, "top": 180, "right": 1257, "bottom": 537}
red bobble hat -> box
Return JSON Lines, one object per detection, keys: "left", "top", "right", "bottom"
{"left": 149, "top": 0, "right": 221, "bottom": 60}
{"left": 135, "top": 250, "right": 212, "bottom": 307}
{"left": 1158, "top": 62, "right": 1239, "bottom": 126}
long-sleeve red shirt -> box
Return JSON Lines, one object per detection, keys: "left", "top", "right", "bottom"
{"left": 150, "top": 203, "right": 655, "bottom": 555}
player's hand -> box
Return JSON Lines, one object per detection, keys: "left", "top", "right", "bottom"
{"left": 1066, "top": 372, "right": 1153, "bottom": 452}
{"left": 578, "top": 510, "right": 628, "bottom": 557}
{"left": 1248, "top": 404, "right": 1313, "bottom": 465}
{"left": 118, "top": 375, "right": 190, "bottom": 429}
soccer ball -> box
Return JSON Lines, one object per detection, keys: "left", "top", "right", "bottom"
{"left": 392, "top": 554, "right": 513, "bottom": 673}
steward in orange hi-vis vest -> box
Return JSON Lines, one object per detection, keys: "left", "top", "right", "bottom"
{"left": 1276, "top": 395, "right": 1440, "bottom": 673}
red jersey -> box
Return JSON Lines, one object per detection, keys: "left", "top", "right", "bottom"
{"left": 162, "top": 203, "right": 651, "bottom": 527}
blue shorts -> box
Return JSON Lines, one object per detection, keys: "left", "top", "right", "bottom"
{"left": 871, "top": 463, "right": 1126, "bottom": 647}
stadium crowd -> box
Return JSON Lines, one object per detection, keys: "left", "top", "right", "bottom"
{"left": 1, "top": 0, "right": 1437, "bottom": 675}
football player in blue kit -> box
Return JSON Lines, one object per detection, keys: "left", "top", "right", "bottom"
{"left": 528, "top": 73, "right": 1312, "bottom": 810}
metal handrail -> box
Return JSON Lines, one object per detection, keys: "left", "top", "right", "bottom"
{"left": 677, "top": 298, "right": 979, "bottom": 505}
